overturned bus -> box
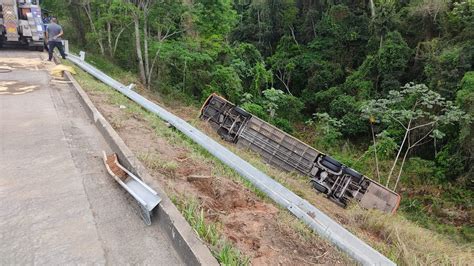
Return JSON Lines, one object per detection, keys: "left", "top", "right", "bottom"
{"left": 200, "top": 93, "right": 400, "bottom": 213}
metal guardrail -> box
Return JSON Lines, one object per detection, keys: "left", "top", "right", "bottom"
{"left": 67, "top": 53, "right": 396, "bottom": 266}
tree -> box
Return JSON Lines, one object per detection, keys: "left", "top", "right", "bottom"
{"left": 262, "top": 88, "right": 285, "bottom": 119}
{"left": 122, "top": 0, "right": 185, "bottom": 87}
{"left": 306, "top": 112, "right": 344, "bottom": 149}
{"left": 362, "top": 83, "right": 469, "bottom": 190}
{"left": 124, "top": 0, "right": 150, "bottom": 84}
{"left": 206, "top": 65, "right": 242, "bottom": 102}
{"left": 193, "top": 0, "right": 237, "bottom": 38}
{"left": 100, "top": 0, "right": 134, "bottom": 57}
{"left": 369, "top": 0, "right": 376, "bottom": 18}
{"left": 144, "top": 1, "right": 184, "bottom": 87}
{"left": 455, "top": 71, "right": 474, "bottom": 182}
{"left": 445, "top": 1, "right": 474, "bottom": 41}
{"left": 408, "top": 0, "right": 448, "bottom": 40}
{"left": 376, "top": 31, "right": 412, "bottom": 93}
{"left": 80, "top": 0, "right": 106, "bottom": 55}
{"left": 231, "top": 43, "right": 271, "bottom": 95}
{"left": 369, "top": 0, "right": 397, "bottom": 48}
{"left": 268, "top": 35, "right": 301, "bottom": 95}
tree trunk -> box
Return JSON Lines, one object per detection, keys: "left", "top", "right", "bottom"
{"left": 371, "top": 124, "right": 381, "bottom": 182}
{"left": 276, "top": 71, "right": 293, "bottom": 96}
{"left": 107, "top": 22, "right": 112, "bottom": 56}
{"left": 289, "top": 26, "right": 299, "bottom": 46}
{"left": 393, "top": 147, "right": 410, "bottom": 191}
{"left": 147, "top": 47, "right": 162, "bottom": 88}
{"left": 386, "top": 120, "right": 411, "bottom": 187}
{"left": 69, "top": 2, "right": 87, "bottom": 46}
{"left": 133, "top": 15, "right": 146, "bottom": 84}
{"left": 83, "top": 3, "right": 105, "bottom": 55}
{"left": 113, "top": 27, "right": 126, "bottom": 56}
{"left": 369, "top": 0, "right": 376, "bottom": 18}
{"left": 182, "top": 0, "right": 196, "bottom": 37}
{"left": 143, "top": 20, "right": 150, "bottom": 87}
{"left": 183, "top": 59, "right": 187, "bottom": 92}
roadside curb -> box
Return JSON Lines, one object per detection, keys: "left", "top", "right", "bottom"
{"left": 63, "top": 70, "right": 218, "bottom": 266}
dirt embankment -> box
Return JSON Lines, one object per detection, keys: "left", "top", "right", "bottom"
{"left": 84, "top": 87, "right": 349, "bottom": 264}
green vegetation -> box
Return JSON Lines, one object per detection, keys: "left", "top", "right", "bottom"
{"left": 175, "top": 198, "right": 250, "bottom": 265}
{"left": 72, "top": 64, "right": 352, "bottom": 264}
{"left": 69, "top": 55, "right": 470, "bottom": 264}
{"left": 348, "top": 206, "right": 472, "bottom": 264}
{"left": 46, "top": 0, "right": 472, "bottom": 249}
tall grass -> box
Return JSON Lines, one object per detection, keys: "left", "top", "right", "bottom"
{"left": 348, "top": 206, "right": 473, "bottom": 264}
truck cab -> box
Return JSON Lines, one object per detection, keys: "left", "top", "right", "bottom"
{"left": 0, "top": 0, "right": 45, "bottom": 50}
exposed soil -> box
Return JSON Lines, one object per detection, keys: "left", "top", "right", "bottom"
{"left": 84, "top": 86, "right": 350, "bottom": 264}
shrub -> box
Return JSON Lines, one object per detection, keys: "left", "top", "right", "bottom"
{"left": 241, "top": 102, "right": 268, "bottom": 120}
{"left": 272, "top": 118, "right": 293, "bottom": 134}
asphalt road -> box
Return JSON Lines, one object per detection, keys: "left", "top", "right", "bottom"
{"left": 0, "top": 51, "right": 184, "bottom": 265}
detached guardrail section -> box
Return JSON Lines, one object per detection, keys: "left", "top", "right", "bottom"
{"left": 68, "top": 53, "right": 396, "bottom": 266}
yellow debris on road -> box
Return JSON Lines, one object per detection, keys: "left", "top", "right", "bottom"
{"left": 50, "top": 64, "right": 77, "bottom": 78}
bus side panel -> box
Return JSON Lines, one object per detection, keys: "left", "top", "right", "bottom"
{"left": 237, "top": 116, "right": 320, "bottom": 176}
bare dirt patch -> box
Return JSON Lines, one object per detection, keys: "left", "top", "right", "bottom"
{"left": 84, "top": 87, "right": 349, "bottom": 264}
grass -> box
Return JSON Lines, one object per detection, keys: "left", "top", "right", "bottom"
{"left": 399, "top": 187, "right": 474, "bottom": 243}
{"left": 173, "top": 197, "right": 250, "bottom": 265}
{"left": 347, "top": 206, "right": 473, "bottom": 264}
{"left": 138, "top": 153, "right": 178, "bottom": 178}
{"left": 68, "top": 57, "right": 473, "bottom": 265}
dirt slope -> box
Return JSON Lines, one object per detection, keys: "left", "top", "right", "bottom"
{"left": 81, "top": 80, "right": 350, "bottom": 264}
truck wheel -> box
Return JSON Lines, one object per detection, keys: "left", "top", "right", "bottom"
{"left": 344, "top": 167, "right": 363, "bottom": 183}
{"left": 310, "top": 180, "right": 328, "bottom": 194}
{"left": 320, "top": 160, "right": 341, "bottom": 172}
{"left": 322, "top": 156, "right": 342, "bottom": 167}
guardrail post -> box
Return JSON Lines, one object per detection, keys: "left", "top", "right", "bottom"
{"left": 79, "top": 51, "right": 86, "bottom": 61}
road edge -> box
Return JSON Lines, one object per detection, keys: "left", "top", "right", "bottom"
{"left": 63, "top": 70, "right": 218, "bottom": 266}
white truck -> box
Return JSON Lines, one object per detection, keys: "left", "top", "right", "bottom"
{"left": 0, "top": 0, "right": 45, "bottom": 50}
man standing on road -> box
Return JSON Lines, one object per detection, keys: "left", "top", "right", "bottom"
{"left": 46, "top": 17, "right": 66, "bottom": 61}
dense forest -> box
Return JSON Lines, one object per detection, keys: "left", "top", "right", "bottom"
{"left": 43, "top": 0, "right": 473, "bottom": 241}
